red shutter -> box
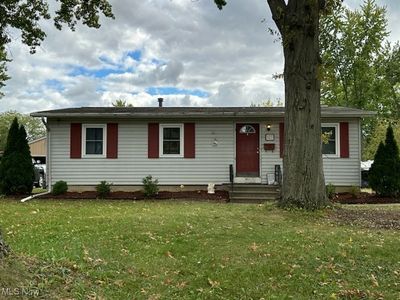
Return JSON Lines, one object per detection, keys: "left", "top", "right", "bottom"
{"left": 279, "top": 122, "right": 285, "bottom": 158}
{"left": 184, "top": 123, "right": 195, "bottom": 158}
{"left": 70, "top": 123, "right": 82, "bottom": 159}
{"left": 340, "top": 122, "right": 349, "bottom": 158}
{"left": 107, "top": 123, "right": 118, "bottom": 159}
{"left": 148, "top": 123, "right": 159, "bottom": 158}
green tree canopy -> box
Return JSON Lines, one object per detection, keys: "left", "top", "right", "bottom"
{"left": 0, "top": 111, "right": 45, "bottom": 152}
{"left": 112, "top": 99, "right": 133, "bottom": 107}
{"left": 320, "top": 0, "right": 393, "bottom": 114}
{"left": 363, "top": 121, "right": 400, "bottom": 160}
{"left": 320, "top": 0, "right": 400, "bottom": 158}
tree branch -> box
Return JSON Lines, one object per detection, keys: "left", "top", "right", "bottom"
{"left": 214, "top": 0, "right": 227, "bottom": 10}
{"left": 267, "top": 0, "right": 287, "bottom": 34}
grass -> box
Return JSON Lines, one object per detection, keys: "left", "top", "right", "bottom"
{"left": 0, "top": 199, "right": 399, "bottom": 299}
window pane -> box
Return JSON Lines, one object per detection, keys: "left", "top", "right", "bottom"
{"left": 322, "top": 141, "right": 336, "bottom": 154}
{"left": 163, "top": 141, "right": 180, "bottom": 154}
{"left": 86, "top": 141, "right": 103, "bottom": 155}
{"left": 164, "top": 128, "right": 180, "bottom": 140}
{"left": 322, "top": 126, "right": 336, "bottom": 155}
{"left": 86, "top": 128, "right": 103, "bottom": 141}
{"left": 239, "top": 125, "right": 256, "bottom": 134}
{"left": 321, "top": 127, "right": 335, "bottom": 140}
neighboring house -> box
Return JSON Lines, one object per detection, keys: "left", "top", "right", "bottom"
{"left": 31, "top": 105, "right": 375, "bottom": 193}
{"left": 29, "top": 136, "right": 47, "bottom": 164}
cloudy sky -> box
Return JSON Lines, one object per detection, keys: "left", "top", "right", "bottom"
{"left": 1, "top": 0, "right": 399, "bottom": 113}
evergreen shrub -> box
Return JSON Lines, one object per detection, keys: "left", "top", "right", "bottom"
{"left": 96, "top": 181, "right": 112, "bottom": 198}
{"left": 0, "top": 118, "right": 34, "bottom": 195}
{"left": 52, "top": 181, "right": 68, "bottom": 196}
{"left": 369, "top": 125, "right": 400, "bottom": 197}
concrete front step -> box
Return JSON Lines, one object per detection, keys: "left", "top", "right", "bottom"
{"left": 229, "top": 196, "right": 279, "bottom": 203}
{"left": 230, "top": 190, "right": 279, "bottom": 195}
{"left": 230, "top": 194, "right": 278, "bottom": 201}
{"left": 232, "top": 183, "right": 279, "bottom": 188}
{"left": 228, "top": 184, "right": 280, "bottom": 203}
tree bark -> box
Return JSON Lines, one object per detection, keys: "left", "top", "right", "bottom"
{"left": 268, "top": 0, "right": 328, "bottom": 209}
{"left": 0, "top": 230, "right": 10, "bottom": 259}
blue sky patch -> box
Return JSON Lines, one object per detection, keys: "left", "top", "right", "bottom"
{"left": 68, "top": 65, "right": 127, "bottom": 78}
{"left": 126, "top": 50, "right": 142, "bottom": 61}
{"left": 44, "top": 79, "right": 65, "bottom": 91}
{"left": 146, "top": 87, "right": 209, "bottom": 98}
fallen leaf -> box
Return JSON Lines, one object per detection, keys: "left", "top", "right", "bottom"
{"left": 176, "top": 281, "right": 187, "bottom": 289}
{"left": 114, "top": 280, "right": 125, "bottom": 287}
{"left": 249, "top": 242, "right": 259, "bottom": 252}
{"left": 208, "top": 278, "right": 220, "bottom": 288}
{"left": 370, "top": 274, "right": 379, "bottom": 287}
{"left": 165, "top": 251, "right": 176, "bottom": 259}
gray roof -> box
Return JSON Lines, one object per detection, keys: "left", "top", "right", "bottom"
{"left": 31, "top": 106, "right": 376, "bottom": 119}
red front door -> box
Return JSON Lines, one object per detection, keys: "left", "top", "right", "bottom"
{"left": 236, "top": 123, "right": 259, "bottom": 177}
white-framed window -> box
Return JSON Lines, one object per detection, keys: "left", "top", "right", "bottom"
{"left": 82, "top": 124, "right": 107, "bottom": 157}
{"left": 321, "top": 123, "right": 339, "bottom": 157}
{"left": 160, "top": 124, "right": 184, "bottom": 157}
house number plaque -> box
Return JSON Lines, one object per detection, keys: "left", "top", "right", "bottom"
{"left": 265, "top": 133, "right": 275, "bottom": 141}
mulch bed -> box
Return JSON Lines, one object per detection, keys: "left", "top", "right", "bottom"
{"left": 329, "top": 207, "right": 400, "bottom": 230}
{"left": 36, "top": 190, "right": 229, "bottom": 202}
{"left": 333, "top": 192, "right": 400, "bottom": 204}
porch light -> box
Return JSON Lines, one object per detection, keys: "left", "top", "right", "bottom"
{"left": 266, "top": 124, "right": 271, "bottom": 131}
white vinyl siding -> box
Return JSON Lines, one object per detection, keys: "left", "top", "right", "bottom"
{"left": 49, "top": 119, "right": 234, "bottom": 185}
{"left": 260, "top": 119, "right": 361, "bottom": 186}
{"left": 322, "top": 119, "right": 361, "bottom": 186}
{"left": 48, "top": 118, "right": 361, "bottom": 187}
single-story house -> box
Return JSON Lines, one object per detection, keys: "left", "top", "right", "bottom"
{"left": 31, "top": 104, "right": 375, "bottom": 194}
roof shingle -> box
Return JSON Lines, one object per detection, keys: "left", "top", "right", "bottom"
{"left": 30, "top": 106, "right": 376, "bottom": 118}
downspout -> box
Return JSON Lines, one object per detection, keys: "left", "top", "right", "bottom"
{"left": 21, "top": 191, "right": 51, "bottom": 203}
{"left": 41, "top": 117, "right": 52, "bottom": 192}
{"left": 41, "top": 117, "right": 49, "bottom": 131}
{"left": 358, "top": 119, "right": 362, "bottom": 188}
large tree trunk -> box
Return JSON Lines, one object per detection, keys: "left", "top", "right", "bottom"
{"left": 0, "top": 230, "right": 10, "bottom": 258}
{"left": 268, "top": 0, "right": 328, "bottom": 209}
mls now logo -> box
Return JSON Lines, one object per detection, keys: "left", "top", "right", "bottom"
{"left": 1, "top": 287, "right": 40, "bottom": 297}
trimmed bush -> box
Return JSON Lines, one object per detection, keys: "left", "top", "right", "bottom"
{"left": 142, "top": 175, "right": 159, "bottom": 198}
{"left": 0, "top": 118, "right": 34, "bottom": 195}
{"left": 52, "top": 181, "right": 68, "bottom": 196}
{"left": 369, "top": 125, "right": 400, "bottom": 197}
{"left": 96, "top": 181, "right": 112, "bottom": 199}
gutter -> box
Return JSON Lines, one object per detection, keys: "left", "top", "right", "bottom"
{"left": 21, "top": 191, "right": 51, "bottom": 203}
{"left": 30, "top": 112, "right": 376, "bottom": 119}
{"left": 41, "top": 117, "right": 50, "bottom": 131}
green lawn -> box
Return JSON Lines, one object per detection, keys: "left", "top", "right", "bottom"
{"left": 0, "top": 199, "right": 399, "bottom": 299}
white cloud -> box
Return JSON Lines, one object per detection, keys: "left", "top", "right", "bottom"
{"left": 0, "top": 0, "right": 398, "bottom": 113}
